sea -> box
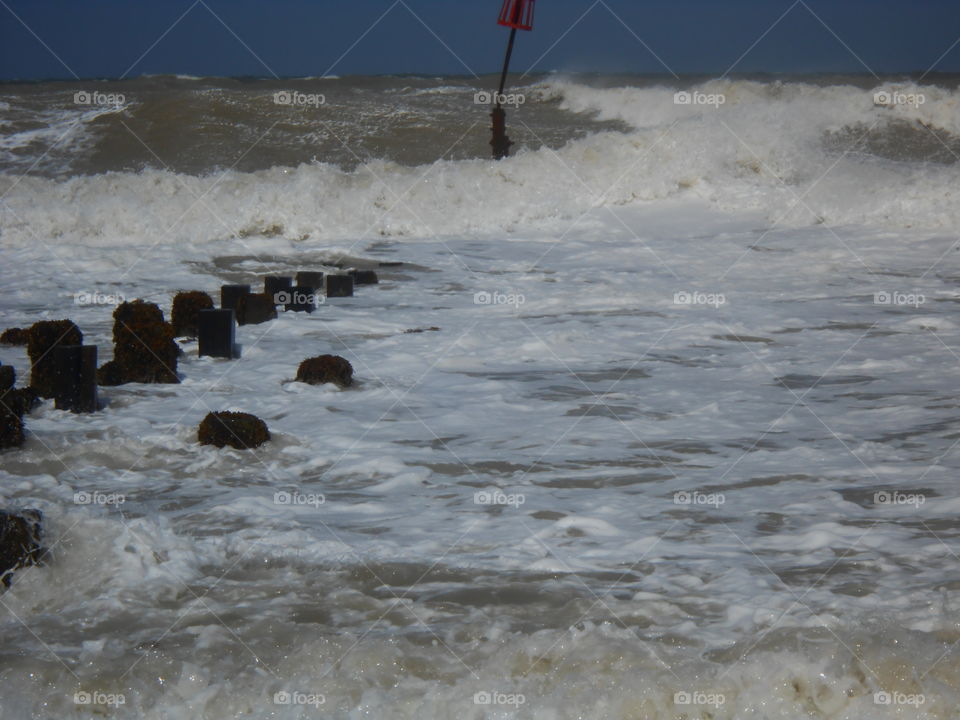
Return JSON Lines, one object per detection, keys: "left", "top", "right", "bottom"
{"left": 1, "top": 72, "right": 959, "bottom": 718}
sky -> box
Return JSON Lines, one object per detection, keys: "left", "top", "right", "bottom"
{"left": 0, "top": 0, "right": 958, "bottom": 81}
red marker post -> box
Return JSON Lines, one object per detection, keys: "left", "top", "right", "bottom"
{"left": 491, "top": 0, "right": 536, "bottom": 160}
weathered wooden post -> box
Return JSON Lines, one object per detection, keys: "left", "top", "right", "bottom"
{"left": 326, "top": 275, "right": 354, "bottom": 298}
{"left": 285, "top": 286, "right": 316, "bottom": 313}
{"left": 220, "top": 285, "right": 250, "bottom": 313}
{"left": 264, "top": 276, "right": 292, "bottom": 299}
{"left": 296, "top": 272, "right": 324, "bottom": 291}
{"left": 349, "top": 270, "right": 379, "bottom": 285}
{"left": 198, "top": 309, "right": 237, "bottom": 359}
{"left": 53, "top": 345, "right": 98, "bottom": 413}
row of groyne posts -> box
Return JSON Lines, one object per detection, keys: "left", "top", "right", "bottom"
{"left": 0, "top": 265, "right": 386, "bottom": 586}
{"left": 1, "top": 266, "right": 384, "bottom": 419}
{"left": 203, "top": 268, "right": 378, "bottom": 360}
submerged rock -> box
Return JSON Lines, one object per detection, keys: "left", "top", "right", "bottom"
{"left": 0, "top": 406, "right": 23, "bottom": 450}
{"left": 0, "top": 509, "right": 44, "bottom": 588}
{"left": 171, "top": 291, "right": 214, "bottom": 337}
{"left": 94, "top": 361, "right": 124, "bottom": 387}
{"left": 198, "top": 411, "right": 270, "bottom": 450}
{"left": 98, "top": 301, "right": 180, "bottom": 386}
{"left": 1, "top": 363, "right": 41, "bottom": 450}
{"left": 0, "top": 328, "right": 28, "bottom": 346}
{"left": 296, "top": 355, "right": 353, "bottom": 388}
{"left": 5, "top": 388, "right": 40, "bottom": 418}
{"left": 27, "top": 320, "right": 83, "bottom": 398}
{"left": 1, "top": 364, "right": 40, "bottom": 414}
{"left": 0, "top": 364, "right": 13, "bottom": 391}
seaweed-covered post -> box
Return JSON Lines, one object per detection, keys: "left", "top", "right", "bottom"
{"left": 171, "top": 291, "right": 214, "bottom": 337}
{"left": 198, "top": 411, "right": 270, "bottom": 449}
{"left": 237, "top": 293, "right": 278, "bottom": 325}
{"left": 296, "top": 355, "right": 353, "bottom": 387}
{"left": 0, "top": 509, "right": 44, "bottom": 588}
{"left": 0, "top": 363, "right": 39, "bottom": 449}
{"left": 97, "top": 301, "right": 180, "bottom": 386}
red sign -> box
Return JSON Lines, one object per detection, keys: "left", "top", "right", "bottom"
{"left": 498, "top": 0, "right": 535, "bottom": 31}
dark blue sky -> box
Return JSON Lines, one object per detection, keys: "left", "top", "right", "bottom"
{"left": 1, "top": 0, "right": 958, "bottom": 81}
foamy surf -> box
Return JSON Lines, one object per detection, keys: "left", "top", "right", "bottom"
{"left": 1, "top": 75, "right": 958, "bottom": 257}
{"left": 1, "top": 75, "right": 959, "bottom": 719}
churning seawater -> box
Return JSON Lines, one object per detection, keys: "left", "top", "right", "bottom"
{"left": 1, "top": 74, "right": 959, "bottom": 718}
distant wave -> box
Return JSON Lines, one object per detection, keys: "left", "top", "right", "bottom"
{"left": 1, "top": 77, "right": 958, "bottom": 250}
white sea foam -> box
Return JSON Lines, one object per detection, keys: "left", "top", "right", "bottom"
{"left": 1, "top": 78, "right": 957, "bottom": 254}
{"left": 1, "top": 79, "right": 958, "bottom": 718}
{"left": 0, "top": 103, "right": 127, "bottom": 175}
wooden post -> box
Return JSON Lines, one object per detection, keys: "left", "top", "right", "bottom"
{"left": 53, "top": 345, "right": 98, "bottom": 413}
{"left": 198, "top": 309, "right": 237, "bottom": 359}
{"left": 326, "top": 275, "right": 354, "bottom": 298}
